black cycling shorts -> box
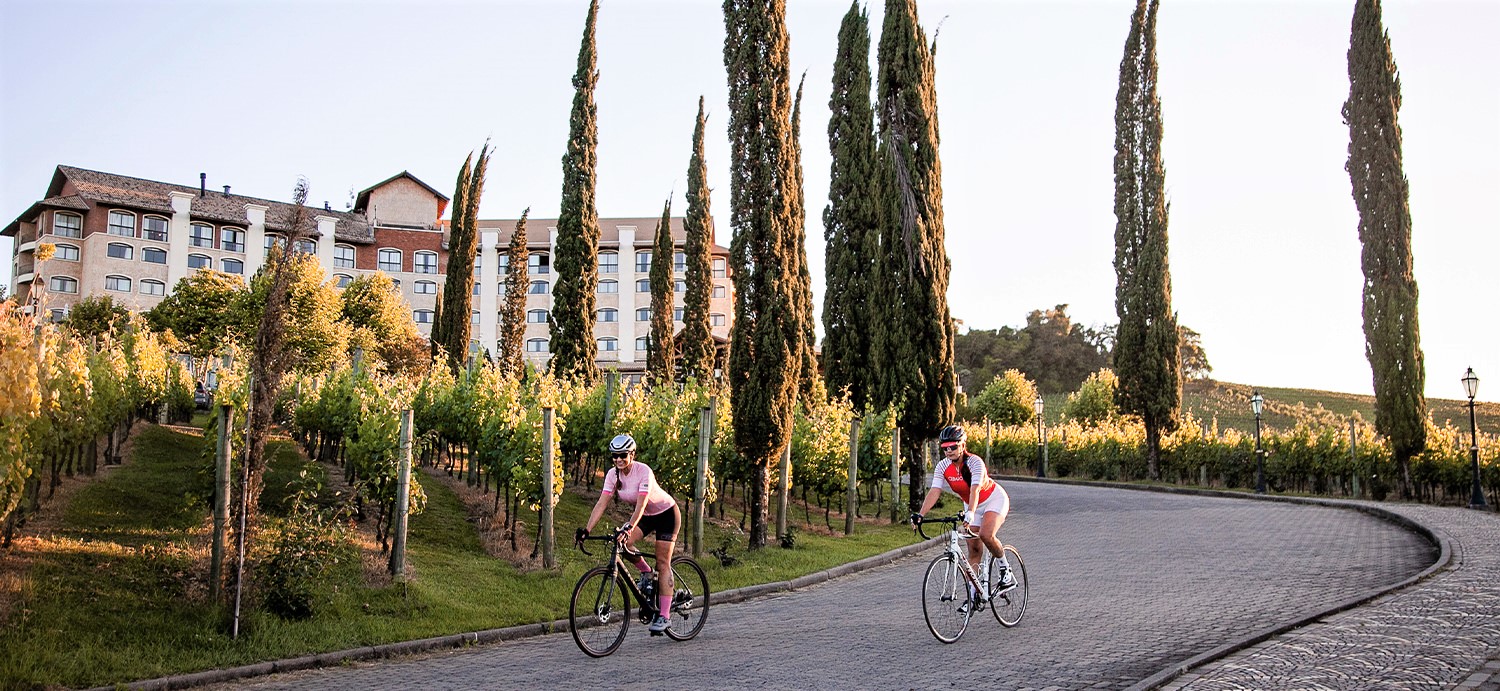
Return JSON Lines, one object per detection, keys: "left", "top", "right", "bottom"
{"left": 638, "top": 504, "right": 680, "bottom": 542}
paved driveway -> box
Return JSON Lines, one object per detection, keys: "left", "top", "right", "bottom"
{"left": 206, "top": 482, "right": 1434, "bottom": 690}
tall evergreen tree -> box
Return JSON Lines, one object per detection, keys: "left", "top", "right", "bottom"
{"left": 870, "top": 0, "right": 955, "bottom": 510}
{"left": 789, "top": 74, "right": 819, "bottom": 401}
{"left": 679, "top": 97, "right": 717, "bottom": 383}
{"left": 1344, "top": 0, "right": 1425, "bottom": 497}
{"left": 438, "top": 144, "right": 491, "bottom": 371}
{"left": 723, "top": 0, "right": 803, "bottom": 549}
{"left": 550, "top": 0, "right": 602, "bottom": 383}
{"left": 648, "top": 197, "right": 676, "bottom": 385}
{"left": 499, "top": 210, "right": 531, "bottom": 377}
{"left": 822, "top": 1, "right": 876, "bottom": 412}
{"left": 430, "top": 155, "right": 469, "bottom": 358}
{"left": 1111, "top": 0, "right": 1180, "bottom": 481}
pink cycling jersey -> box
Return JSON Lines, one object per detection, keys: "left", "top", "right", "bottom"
{"left": 602, "top": 462, "right": 676, "bottom": 516}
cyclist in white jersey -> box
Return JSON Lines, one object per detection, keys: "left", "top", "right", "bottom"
{"left": 911, "top": 425, "right": 1015, "bottom": 614}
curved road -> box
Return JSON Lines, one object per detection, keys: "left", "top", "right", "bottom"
{"left": 207, "top": 482, "right": 1434, "bottom": 690}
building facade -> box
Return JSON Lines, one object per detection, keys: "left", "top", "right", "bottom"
{"left": 4, "top": 165, "right": 733, "bottom": 371}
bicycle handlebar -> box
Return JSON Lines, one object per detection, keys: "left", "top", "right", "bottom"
{"left": 914, "top": 512, "right": 967, "bottom": 541}
{"left": 574, "top": 525, "right": 637, "bottom": 557}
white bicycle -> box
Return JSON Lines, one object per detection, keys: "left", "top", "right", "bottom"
{"left": 914, "top": 513, "right": 1028, "bottom": 643}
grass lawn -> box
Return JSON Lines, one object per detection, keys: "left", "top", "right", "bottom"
{"left": 0, "top": 424, "right": 923, "bottom": 690}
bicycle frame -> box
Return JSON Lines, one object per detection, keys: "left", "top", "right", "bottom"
{"left": 578, "top": 529, "right": 661, "bottom": 622}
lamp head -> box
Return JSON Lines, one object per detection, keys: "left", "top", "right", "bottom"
{"left": 1250, "top": 391, "right": 1264, "bottom": 417}
{"left": 1034, "top": 396, "right": 1044, "bottom": 414}
{"left": 1463, "top": 367, "right": 1479, "bottom": 400}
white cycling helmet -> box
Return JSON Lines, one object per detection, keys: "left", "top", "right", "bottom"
{"left": 608, "top": 434, "right": 637, "bottom": 454}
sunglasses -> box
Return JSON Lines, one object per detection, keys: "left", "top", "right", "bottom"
{"left": 611, "top": 453, "right": 631, "bottom": 460}
{"left": 940, "top": 443, "right": 960, "bottom": 451}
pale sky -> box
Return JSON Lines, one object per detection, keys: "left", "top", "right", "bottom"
{"left": 2, "top": 0, "right": 1496, "bottom": 403}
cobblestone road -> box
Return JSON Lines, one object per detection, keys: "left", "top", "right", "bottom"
{"left": 197, "top": 482, "right": 1435, "bottom": 690}
{"left": 1161, "top": 501, "right": 1500, "bottom": 691}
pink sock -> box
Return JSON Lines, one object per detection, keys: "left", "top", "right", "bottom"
{"left": 633, "top": 557, "right": 651, "bottom": 574}
{"left": 658, "top": 593, "right": 672, "bottom": 617}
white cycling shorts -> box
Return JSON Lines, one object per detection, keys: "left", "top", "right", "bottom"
{"left": 968, "top": 484, "right": 1010, "bottom": 528}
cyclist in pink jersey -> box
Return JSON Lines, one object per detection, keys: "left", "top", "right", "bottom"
{"left": 911, "top": 425, "right": 1015, "bottom": 614}
{"left": 580, "top": 433, "right": 681, "bottom": 633}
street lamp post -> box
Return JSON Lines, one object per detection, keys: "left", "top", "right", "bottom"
{"left": 1034, "top": 396, "right": 1046, "bottom": 478}
{"left": 1251, "top": 391, "right": 1266, "bottom": 494}
{"left": 1464, "top": 368, "right": 1487, "bottom": 510}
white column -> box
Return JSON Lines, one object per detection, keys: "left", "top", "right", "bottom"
{"left": 244, "top": 204, "right": 269, "bottom": 278}
{"left": 479, "top": 231, "right": 499, "bottom": 355}
{"left": 315, "top": 215, "right": 338, "bottom": 277}
{"left": 616, "top": 226, "right": 636, "bottom": 365}
{"left": 167, "top": 192, "right": 194, "bottom": 290}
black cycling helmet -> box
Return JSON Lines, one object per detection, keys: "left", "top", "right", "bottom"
{"left": 608, "top": 433, "right": 637, "bottom": 454}
{"left": 938, "top": 425, "right": 966, "bottom": 444}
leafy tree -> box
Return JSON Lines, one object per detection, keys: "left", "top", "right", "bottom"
{"left": 63, "top": 295, "right": 130, "bottom": 340}
{"left": 1063, "top": 368, "right": 1120, "bottom": 426}
{"left": 969, "top": 370, "right": 1039, "bottom": 427}
{"left": 870, "top": 0, "right": 955, "bottom": 510}
{"left": 1018, "top": 305, "right": 1111, "bottom": 394}
{"left": 1179, "top": 325, "right": 1212, "bottom": 380}
{"left": 550, "top": 0, "right": 602, "bottom": 384}
{"left": 678, "top": 98, "right": 716, "bottom": 383}
{"left": 144, "top": 269, "right": 251, "bottom": 381}
{"left": 822, "top": 0, "right": 876, "bottom": 411}
{"left": 1111, "top": 0, "right": 1180, "bottom": 481}
{"left": 648, "top": 197, "right": 676, "bottom": 385}
{"left": 1344, "top": 0, "right": 1425, "bottom": 497}
{"left": 498, "top": 210, "right": 531, "bottom": 377}
{"left": 340, "top": 272, "right": 423, "bottom": 374}
{"left": 723, "top": 0, "right": 804, "bottom": 549}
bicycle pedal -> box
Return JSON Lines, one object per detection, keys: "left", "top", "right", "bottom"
{"left": 649, "top": 630, "right": 665, "bottom": 637}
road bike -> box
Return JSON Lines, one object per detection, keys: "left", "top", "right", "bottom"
{"left": 914, "top": 513, "right": 1028, "bottom": 643}
{"left": 569, "top": 525, "right": 710, "bottom": 657}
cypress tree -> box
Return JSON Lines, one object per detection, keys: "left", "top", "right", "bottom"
{"left": 431, "top": 155, "right": 469, "bottom": 358}
{"left": 648, "top": 197, "right": 676, "bottom": 385}
{"left": 550, "top": 0, "right": 601, "bottom": 384}
{"left": 790, "top": 74, "right": 819, "bottom": 401}
{"left": 499, "top": 210, "right": 531, "bottom": 377}
{"left": 439, "top": 144, "right": 491, "bottom": 371}
{"left": 1111, "top": 0, "right": 1180, "bottom": 481}
{"left": 870, "top": 0, "right": 955, "bottom": 510}
{"left": 723, "top": 0, "right": 803, "bottom": 549}
{"left": 1344, "top": 0, "right": 1425, "bottom": 497}
{"left": 822, "top": 0, "right": 876, "bottom": 412}
{"left": 679, "top": 97, "right": 716, "bottom": 383}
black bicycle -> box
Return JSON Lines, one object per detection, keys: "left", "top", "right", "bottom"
{"left": 914, "top": 513, "right": 1028, "bottom": 642}
{"left": 569, "top": 525, "right": 710, "bottom": 657}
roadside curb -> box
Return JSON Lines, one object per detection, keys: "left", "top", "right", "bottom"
{"left": 995, "top": 475, "right": 1453, "bottom": 691}
{"left": 94, "top": 535, "right": 945, "bottom": 690}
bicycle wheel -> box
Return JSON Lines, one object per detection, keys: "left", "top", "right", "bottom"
{"left": 922, "top": 553, "right": 970, "bottom": 643}
{"left": 569, "top": 566, "right": 631, "bottom": 657}
{"left": 663, "top": 556, "right": 710, "bottom": 641}
{"left": 988, "top": 545, "right": 1028, "bottom": 627}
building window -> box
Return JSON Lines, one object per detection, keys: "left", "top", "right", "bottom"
{"left": 49, "top": 276, "right": 78, "bottom": 293}
{"left": 598, "top": 279, "right": 618, "bottom": 294}
{"left": 334, "top": 245, "right": 355, "bottom": 268}
{"left": 49, "top": 308, "right": 67, "bottom": 322}
{"left": 636, "top": 308, "right": 651, "bottom": 322}
{"left": 527, "top": 309, "right": 549, "bottom": 323}
{"left": 713, "top": 285, "right": 726, "bottom": 298}
{"left": 378, "top": 248, "right": 402, "bottom": 272}
{"left": 498, "top": 253, "right": 509, "bottom": 275}
{"left": 53, "top": 212, "right": 82, "bottom": 238}
{"left": 529, "top": 253, "right": 550, "bottom": 275}
{"left": 598, "top": 337, "right": 619, "bottom": 352}
{"left": 105, "top": 275, "right": 131, "bottom": 292}
{"left": 471, "top": 311, "right": 481, "bottom": 325}
{"left": 636, "top": 279, "right": 651, "bottom": 293}
{"left": 390, "top": 278, "right": 401, "bottom": 289}
{"left": 473, "top": 275, "right": 482, "bottom": 295}
{"left": 264, "top": 235, "right": 285, "bottom": 257}
{"left": 334, "top": 273, "right": 353, "bottom": 288}
{"left": 142, "top": 247, "right": 168, "bottom": 264}
{"left": 635, "top": 251, "right": 652, "bottom": 273}
{"left": 107, "top": 242, "right": 134, "bottom": 260}
{"left": 597, "top": 308, "right": 618, "bottom": 323}
{"left": 528, "top": 280, "right": 548, "bottom": 295}
{"left": 599, "top": 252, "right": 619, "bottom": 274}
{"left": 674, "top": 251, "right": 686, "bottom": 273}
{"left": 414, "top": 309, "right": 434, "bottom": 324}
{"left": 526, "top": 338, "right": 549, "bottom": 353}
{"left": 294, "top": 238, "right": 317, "bottom": 255}
{"left": 635, "top": 337, "right": 649, "bottom": 351}
{"left": 414, "top": 280, "right": 437, "bottom": 294}
{"left": 711, "top": 313, "right": 726, "bottom": 326}
{"left": 140, "top": 279, "right": 166, "bottom": 296}
{"left": 142, "top": 216, "right": 169, "bottom": 242}
{"left": 190, "top": 224, "right": 215, "bottom": 248}
{"left": 674, "top": 280, "right": 686, "bottom": 293}
{"left": 221, "top": 227, "right": 245, "bottom": 252}
{"left": 712, "top": 258, "right": 726, "bottom": 278}
{"left": 221, "top": 258, "right": 244, "bottom": 274}
{"left": 54, "top": 244, "right": 80, "bottom": 261}
{"left": 414, "top": 251, "right": 438, "bottom": 274}
{"left": 673, "top": 307, "right": 684, "bottom": 322}
{"left": 108, "top": 211, "right": 135, "bottom": 237}
{"left": 188, "top": 254, "right": 212, "bottom": 270}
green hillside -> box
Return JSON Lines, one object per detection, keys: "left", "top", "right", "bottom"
{"left": 1177, "top": 379, "right": 1500, "bottom": 436}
